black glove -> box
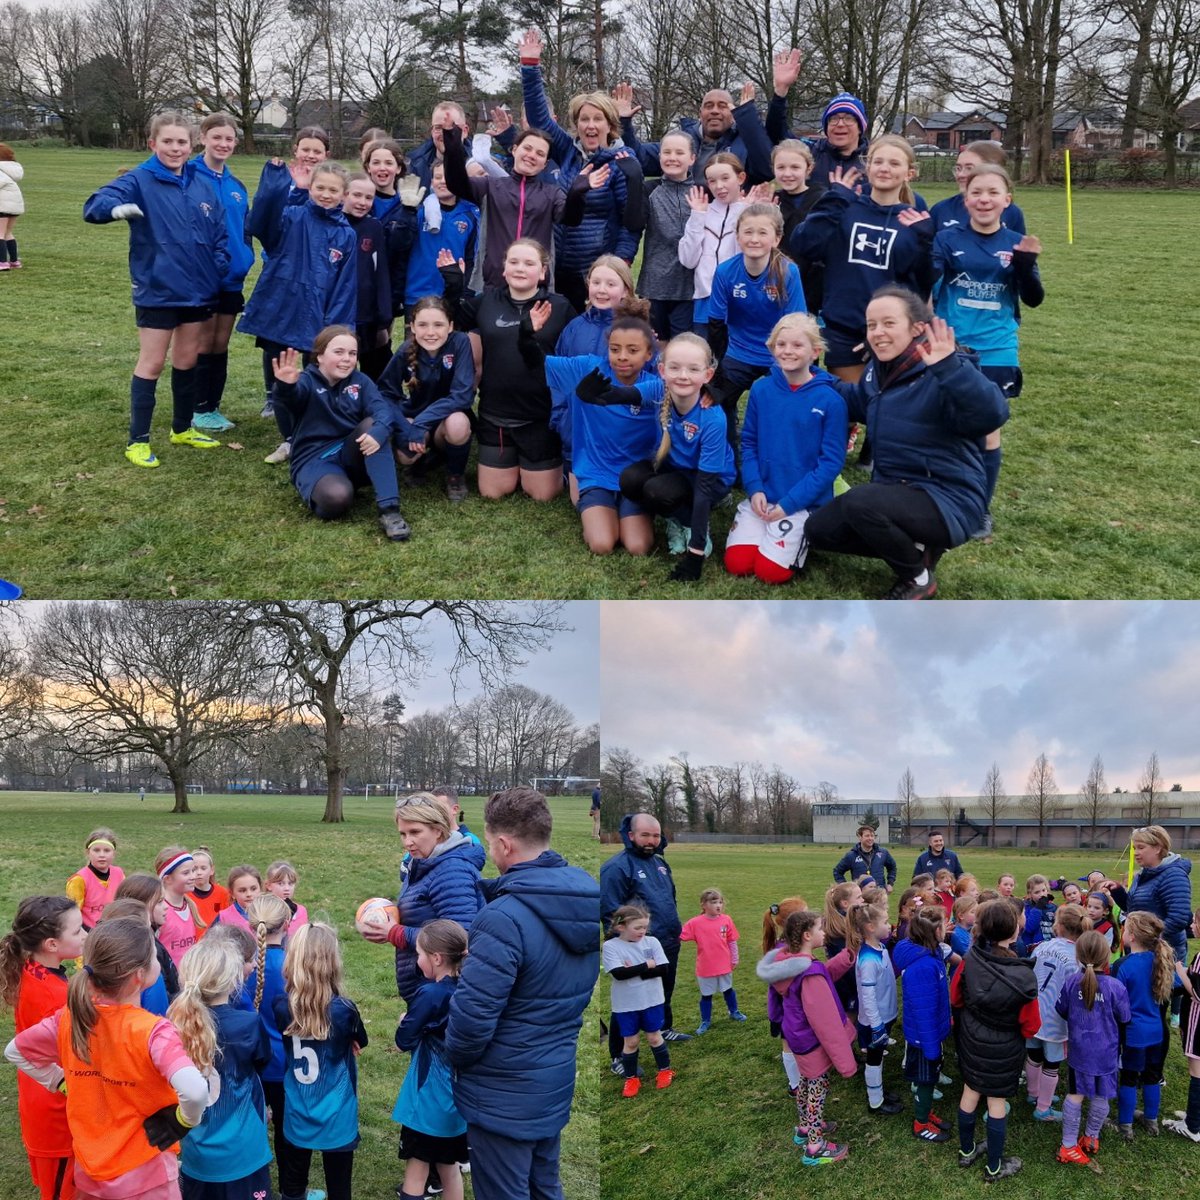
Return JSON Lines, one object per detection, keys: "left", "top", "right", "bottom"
{"left": 670, "top": 552, "right": 704, "bottom": 582}
{"left": 1036, "top": 895, "right": 1051, "bottom": 910}
{"left": 574, "top": 368, "right": 643, "bottom": 407}
{"left": 143, "top": 1105, "right": 193, "bottom": 1150}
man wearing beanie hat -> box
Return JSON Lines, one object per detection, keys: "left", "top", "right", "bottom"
{"left": 767, "top": 48, "right": 870, "bottom": 183}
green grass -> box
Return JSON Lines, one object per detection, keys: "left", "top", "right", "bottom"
{"left": 595, "top": 841, "right": 1199, "bottom": 1198}
{"left": 0, "top": 791, "right": 601, "bottom": 1200}
{"left": 2, "top": 147, "right": 1197, "bottom": 598}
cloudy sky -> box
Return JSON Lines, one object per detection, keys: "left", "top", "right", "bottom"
{"left": 599, "top": 601, "right": 1200, "bottom": 798}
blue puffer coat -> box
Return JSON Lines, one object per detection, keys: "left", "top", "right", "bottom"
{"left": 393, "top": 832, "right": 485, "bottom": 1002}
{"left": 239, "top": 161, "right": 356, "bottom": 350}
{"left": 520, "top": 65, "right": 643, "bottom": 271}
{"left": 84, "top": 156, "right": 230, "bottom": 307}
{"left": 190, "top": 154, "right": 254, "bottom": 289}
{"left": 838, "top": 352, "right": 1009, "bottom": 546}
{"left": 892, "top": 938, "right": 951, "bottom": 1056}
{"left": 445, "top": 850, "right": 599, "bottom": 1139}
{"left": 599, "top": 814, "right": 681, "bottom": 949}
{"left": 1111, "top": 852, "right": 1194, "bottom": 963}
{"left": 550, "top": 306, "right": 614, "bottom": 455}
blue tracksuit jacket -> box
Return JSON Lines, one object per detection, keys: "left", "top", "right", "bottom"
{"left": 600, "top": 815, "right": 682, "bottom": 947}
{"left": 84, "top": 155, "right": 230, "bottom": 307}
{"left": 620, "top": 105, "right": 775, "bottom": 184}
{"left": 376, "top": 330, "right": 476, "bottom": 434}
{"left": 346, "top": 212, "right": 392, "bottom": 331}
{"left": 190, "top": 155, "right": 254, "bottom": 290}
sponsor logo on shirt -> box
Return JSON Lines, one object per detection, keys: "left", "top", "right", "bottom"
{"left": 733, "top": 282, "right": 748, "bottom": 298}
{"left": 849, "top": 222, "right": 898, "bottom": 270}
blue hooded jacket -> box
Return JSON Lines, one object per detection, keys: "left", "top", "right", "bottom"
{"left": 393, "top": 832, "right": 486, "bottom": 1002}
{"left": 550, "top": 306, "right": 614, "bottom": 456}
{"left": 766, "top": 93, "right": 870, "bottom": 183}
{"left": 84, "top": 156, "right": 230, "bottom": 307}
{"left": 190, "top": 154, "right": 254, "bottom": 290}
{"left": 445, "top": 850, "right": 599, "bottom": 1139}
{"left": 239, "top": 162, "right": 356, "bottom": 350}
{"left": 521, "top": 65, "right": 644, "bottom": 270}
{"left": 893, "top": 937, "right": 951, "bottom": 1055}
{"left": 620, "top": 102, "right": 775, "bottom": 185}
{"left": 600, "top": 814, "right": 681, "bottom": 948}
{"left": 836, "top": 351, "right": 1009, "bottom": 546}
{"left": 377, "top": 330, "right": 476, "bottom": 433}
{"left": 1111, "top": 852, "right": 1194, "bottom": 963}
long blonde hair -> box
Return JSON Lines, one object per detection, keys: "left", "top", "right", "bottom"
{"left": 654, "top": 333, "right": 716, "bottom": 467}
{"left": 283, "top": 922, "right": 343, "bottom": 1040}
{"left": 736, "top": 204, "right": 790, "bottom": 304}
{"left": 245, "top": 894, "right": 291, "bottom": 1011}
{"left": 167, "top": 936, "right": 244, "bottom": 1076}
{"left": 1123, "top": 911, "right": 1175, "bottom": 1003}
{"left": 588, "top": 254, "right": 650, "bottom": 320}
{"left": 66, "top": 918, "right": 155, "bottom": 1063}
{"left": 866, "top": 134, "right": 917, "bottom": 206}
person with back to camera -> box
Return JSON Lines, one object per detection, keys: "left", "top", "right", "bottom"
{"left": 833, "top": 823, "right": 897, "bottom": 893}
{"left": 445, "top": 787, "right": 599, "bottom": 1200}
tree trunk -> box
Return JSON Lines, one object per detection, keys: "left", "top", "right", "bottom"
{"left": 1162, "top": 129, "right": 1178, "bottom": 186}
{"left": 322, "top": 700, "right": 346, "bottom": 822}
{"left": 1121, "top": 0, "right": 1159, "bottom": 148}
{"left": 170, "top": 772, "right": 191, "bottom": 814}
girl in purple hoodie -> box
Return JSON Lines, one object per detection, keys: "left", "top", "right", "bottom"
{"left": 757, "top": 910, "right": 856, "bottom": 1167}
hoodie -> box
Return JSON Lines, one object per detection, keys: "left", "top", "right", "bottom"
{"left": 445, "top": 850, "right": 599, "bottom": 1138}
{"left": 600, "top": 814, "right": 681, "bottom": 947}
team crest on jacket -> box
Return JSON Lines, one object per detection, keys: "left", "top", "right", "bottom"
{"left": 231, "top": 191, "right": 244, "bottom": 203}
{"left": 199, "top": 202, "right": 213, "bottom": 217}
{"left": 329, "top": 248, "right": 344, "bottom": 264}
{"left": 344, "top": 384, "right": 360, "bottom": 400}
{"left": 994, "top": 250, "right": 1013, "bottom": 267}
{"left": 442, "top": 354, "right": 455, "bottom": 370}
{"left": 360, "top": 237, "right": 374, "bottom": 252}
{"left": 454, "top": 219, "right": 469, "bottom": 233}
{"left": 681, "top": 420, "right": 699, "bottom": 441}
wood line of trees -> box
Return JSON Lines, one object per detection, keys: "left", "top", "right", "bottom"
{"left": 1, "top": 0, "right": 1196, "bottom": 179}
{"left": 0, "top": 601, "right": 597, "bottom": 822}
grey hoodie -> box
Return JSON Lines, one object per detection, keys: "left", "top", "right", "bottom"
{"left": 637, "top": 176, "right": 696, "bottom": 302}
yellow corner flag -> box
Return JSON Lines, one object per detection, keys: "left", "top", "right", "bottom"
{"left": 1127, "top": 838, "right": 1136, "bottom": 887}
{"left": 1065, "top": 149, "right": 1074, "bottom": 244}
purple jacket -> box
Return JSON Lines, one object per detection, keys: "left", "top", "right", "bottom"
{"left": 1055, "top": 970, "right": 1131, "bottom": 1080}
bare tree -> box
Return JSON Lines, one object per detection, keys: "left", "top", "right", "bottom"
{"left": 600, "top": 745, "right": 645, "bottom": 831}
{"left": 642, "top": 760, "right": 677, "bottom": 829}
{"left": 0, "top": 610, "right": 40, "bottom": 745}
{"left": 90, "top": 0, "right": 181, "bottom": 145}
{"left": 935, "top": 792, "right": 958, "bottom": 834}
{"left": 32, "top": 602, "right": 275, "bottom": 813}
{"left": 1078, "top": 753, "right": 1110, "bottom": 847}
{"left": 673, "top": 752, "right": 700, "bottom": 830}
{"left": 8, "top": 6, "right": 94, "bottom": 145}
{"left": 240, "top": 601, "right": 562, "bottom": 822}
{"left": 895, "top": 767, "right": 922, "bottom": 844}
{"left": 980, "top": 761, "right": 1009, "bottom": 848}
{"left": 1138, "top": 750, "right": 1164, "bottom": 824}
{"left": 1022, "top": 751, "right": 1058, "bottom": 844}
{"left": 346, "top": 0, "right": 429, "bottom": 134}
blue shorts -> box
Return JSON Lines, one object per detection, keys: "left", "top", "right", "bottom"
{"left": 822, "top": 323, "right": 869, "bottom": 370}
{"left": 903, "top": 1042, "right": 943, "bottom": 1085}
{"left": 980, "top": 364, "right": 1024, "bottom": 398}
{"left": 577, "top": 487, "right": 645, "bottom": 518}
{"left": 615, "top": 1004, "right": 665, "bottom": 1037}
{"left": 134, "top": 304, "right": 213, "bottom": 330}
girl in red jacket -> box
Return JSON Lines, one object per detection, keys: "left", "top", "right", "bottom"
{"left": 757, "top": 910, "right": 856, "bottom": 1166}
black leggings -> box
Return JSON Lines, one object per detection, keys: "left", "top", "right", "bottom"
{"left": 805, "top": 481, "right": 951, "bottom": 578}
{"left": 620, "top": 461, "right": 728, "bottom": 553}
{"left": 280, "top": 1148, "right": 354, "bottom": 1200}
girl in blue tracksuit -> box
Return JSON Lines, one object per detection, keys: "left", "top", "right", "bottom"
{"left": 724, "top": 313, "right": 847, "bottom": 585}
{"left": 707, "top": 203, "right": 806, "bottom": 455}
{"left": 609, "top": 333, "right": 736, "bottom": 583}
{"left": 792, "top": 135, "right": 934, "bottom": 384}
{"left": 270, "top": 326, "right": 411, "bottom": 542}
{"left": 933, "top": 163, "right": 1043, "bottom": 539}
{"left": 377, "top": 296, "right": 476, "bottom": 503}
{"left": 83, "top": 110, "right": 231, "bottom": 468}
{"left": 342, "top": 172, "right": 393, "bottom": 379}
{"left": 190, "top": 112, "right": 254, "bottom": 433}
{"left": 392, "top": 920, "right": 469, "bottom": 1200}
{"left": 549, "top": 256, "right": 652, "bottom": 492}
{"left": 402, "top": 162, "right": 478, "bottom": 318}
{"left": 804, "top": 286, "right": 1009, "bottom": 600}
{"left": 366, "top": 138, "right": 420, "bottom": 323}
{"left": 517, "top": 29, "right": 644, "bottom": 312}
{"left": 531, "top": 314, "right": 660, "bottom": 557}
{"left": 241, "top": 161, "right": 357, "bottom": 465}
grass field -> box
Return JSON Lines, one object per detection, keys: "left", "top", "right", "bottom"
{"left": 0, "top": 791, "right": 601, "bottom": 1200}
{"left": 595, "top": 840, "right": 1200, "bottom": 1198}
{"left": 1, "top": 147, "right": 1196, "bottom": 599}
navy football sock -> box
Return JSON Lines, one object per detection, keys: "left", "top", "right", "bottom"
{"left": 1186, "top": 1075, "right": 1200, "bottom": 1133}
{"left": 129, "top": 375, "right": 157, "bottom": 443}
{"left": 651, "top": 1042, "right": 670, "bottom": 1069}
{"left": 444, "top": 438, "right": 470, "bottom": 476}
{"left": 621, "top": 1051, "right": 639, "bottom": 1079}
{"left": 983, "top": 446, "right": 1001, "bottom": 507}
{"left": 171, "top": 365, "right": 198, "bottom": 433}
{"left": 957, "top": 1107, "right": 976, "bottom": 1155}
{"left": 193, "top": 353, "right": 214, "bottom": 414}
{"left": 985, "top": 1114, "right": 1007, "bottom": 1173}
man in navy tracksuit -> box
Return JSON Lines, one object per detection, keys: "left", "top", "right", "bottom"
{"left": 600, "top": 813, "right": 691, "bottom": 1069}
{"left": 833, "top": 824, "right": 898, "bottom": 892}
{"left": 445, "top": 788, "right": 598, "bottom": 1200}
{"left": 912, "top": 831, "right": 964, "bottom": 880}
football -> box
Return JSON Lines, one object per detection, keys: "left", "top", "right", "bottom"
{"left": 355, "top": 896, "right": 399, "bottom": 934}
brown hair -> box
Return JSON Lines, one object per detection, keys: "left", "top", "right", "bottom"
{"left": 85, "top": 827, "right": 119, "bottom": 850}
{"left": 147, "top": 111, "right": 194, "bottom": 141}
{"left": 1052, "top": 903, "right": 1092, "bottom": 940}
{"left": 205, "top": 922, "right": 256, "bottom": 964}
{"left": 771, "top": 139, "right": 813, "bottom": 170}
{"left": 588, "top": 254, "right": 651, "bottom": 320}
{"left": 1123, "top": 911, "right": 1175, "bottom": 1002}
{"left": 312, "top": 325, "right": 358, "bottom": 358}
{"left": 896, "top": 886, "right": 923, "bottom": 918}
{"left": 822, "top": 882, "right": 860, "bottom": 947}
{"left": 0, "top": 143, "right": 14, "bottom": 163}
{"left": 200, "top": 112, "right": 239, "bottom": 136}
{"left": 699, "top": 888, "right": 724, "bottom": 907}
{"left": 907, "top": 907, "right": 945, "bottom": 953}
{"left": 364, "top": 139, "right": 406, "bottom": 174}
{"left": 952, "top": 894, "right": 978, "bottom": 923}
{"left": 227, "top": 863, "right": 263, "bottom": 892}
{"left": 869, "top": 285, "right": 932, "bottom": 326}
{"left": 66, "top": 918, "right": 155, "bottom": 1062}
{"left": 415, "top": 919, "right": 469, "bottom": 977}
{"left": 782, "top": 909, "right": 821, "bottom": 953}
{"left": 978, "top": 888, "right": 1001, "bottom": 903}
{"left": 654, "top": 333, "right": 717, "bottom": 467}
{"left": 736, "top": 204, "right": 790, "bottom": 304}
{"left": 1074, "top": 930, "right": 1110, "bottom": 1010}
{"left": 1, "top": 897, "right": 78, "bottom": 1007}
{"left": 244, "top": 894, "right": 291, "bottom": 1010}
{"left": 294, "top": 126, "right": 330, "bottom": 151}
{"left": 762, "top": 897, "right": 807, "bottom": 954}
{"left": 958, "top": 140, "right": 1007, "bottom": 166}
{"left": 359, "top": 126, "right": 390, "bottom": 159}
{"left": 607, "top": 316, "right": 656, "bottom": 358}
{"left": 866, "top": 134, "right": 917, "bottom": 204}
{"left": 266, "top": 860, "right": 298, "bottom": 886}
{"left": 310, "top": 162, "right": 348, "bottom": 192}
{"left": 115, "top": 872, "right": 164, "bottom": 911}
{"left": 965, "top": 163, "right": 1013, "bottom": 192}
{"left": 850, "top": 902, "right": 888, "bottom": 946}
{"left": 99, "top": 898, "right": 152, "bottom": 924}
{"left": 704, "top": 151, "right": 745, "bottom": 181}
{"left": 975, "top": 898, "right": 1019, "bottom": 954}
{"left": 610, "top": 904, "right": 651, "bottom": 931}
{"left": 406, "top": 296, "right": 455, "bottom": 380}
{"left": 484, "top": 786, "right": 553, "bottom": 844}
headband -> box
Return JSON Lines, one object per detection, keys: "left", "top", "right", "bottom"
{"left": 158, "top": 853, "right": 193, "bottom": 880}
{"left": 87, "top": 838, "right": 115, "bottom": 851}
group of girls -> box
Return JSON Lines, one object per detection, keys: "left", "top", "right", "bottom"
{"left": 81, "top": 31, "right": 1043, "bottom": 591}
{"left": 1, "top": 830, "right": 475, "bottom": 1200}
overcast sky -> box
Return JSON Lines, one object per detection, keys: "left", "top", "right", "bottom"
{"left": 599, "top": 601, "right": 1200, "bottom": 798}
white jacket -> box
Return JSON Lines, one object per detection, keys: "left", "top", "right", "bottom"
{"left": 0, "top": 160, "right": 24, "bottom": 215}
{"left": 677, "top": 198, "right": 747, "bottom": 300}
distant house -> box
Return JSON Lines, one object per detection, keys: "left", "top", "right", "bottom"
{"left": 1177, "top": 96, "right": 1200, "bottom": 149}
{"left": 294, "top": 99, "right": 369, "bottom": 139}
{"left": 892, "top": 109, "right": 1004, "bottom": 151}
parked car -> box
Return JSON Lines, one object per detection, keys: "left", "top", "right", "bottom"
{"left": 912, "top": 143, "right": 952, "bottom": 157}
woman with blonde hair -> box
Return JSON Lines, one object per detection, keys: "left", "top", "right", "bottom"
{"left": 360, "top": 793, "right": 485, "bottom": 1001}
{"left": 515, "top": 27, "right": 644, "bottom": 310}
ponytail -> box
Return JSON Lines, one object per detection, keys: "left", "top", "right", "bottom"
{"left": 1, "top": 896, "right": 78, "bottom": 1008}
{"left": 68, "top": 917, "right": 154, "bottom": 1063}
{"left": 1074, "top": 930, "right": 1110, "bottom": 1010}
{"left": 244, "top": 894, "right": 290, "bottom": 1012}
{"left": 762, "top": 897, "right": 807, "bottom": 955}
{"left": 1122, "top": 911, "right": 1175, "bottom": 1003}
{"left": 167, "top": 937, "right": 243, "bottom": 1076}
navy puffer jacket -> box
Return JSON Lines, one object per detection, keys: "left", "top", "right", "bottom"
{"left": 445, "top": 850, "right": 599, "bottom": 1138}
{"left": 838, "top": 352, "right": 1009, "bottom": 546}
{"left": 393, "top": 832, "right": 485, "bottom": 1001}
{"left": 1111, "top": 852, "right": 1194, "bottom": 963}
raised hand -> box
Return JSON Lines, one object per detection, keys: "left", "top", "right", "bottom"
{"left": 289, "top": 161, "right": 313, "bottom": 190}
{"left": 517, "top": 26, "right": 543, "bottom": 61}
{"left": 487, "top": 105, "right": 513, "bottom": 136}
{"left": 897, "top": 208, "right": 931, "bottom": 227}
{"left": 739, "top": 81, "right": 756, "bottom": 105}
{"left": 271, "top": 348, "right": 302, "bottom": 384}
{"left": 772, "top": 48, "right": 802, "bottom": 96}
{"left": 686, "top": 185, "right": 709, "bottom": 213}
{"left": 745, "top": 181, "right": 775, "bottom": 204}
{"left": 436, "top": 248, "right": 466, "bottom": 274}
{"left": 917, "top": 316, "right": 957, "bottom": 366}
{"left": 528, "top": 300, "right": 553, "bottom": 331}
{"left": 611, "top": 80, "right": 642, "bottom": 119}
{"left": 828, "top": 164, "right": 862, "bottom": 192}
{"left": 581, "top": 162, "right": 611, "bottom": 189}
{"left": 1014, "top": 233, "right": 1043, "bottom": 254}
